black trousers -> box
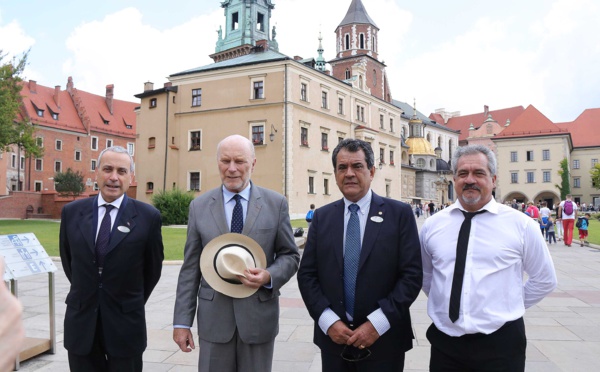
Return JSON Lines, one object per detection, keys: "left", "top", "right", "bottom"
{"left": 321, "top": 349, "right": 405, "bottom": 372}
{"left": 426, "top": 318, "right": 526, "bottom": 372}
{"left": 68, "top": 314, "right": 143, "bottom": 372}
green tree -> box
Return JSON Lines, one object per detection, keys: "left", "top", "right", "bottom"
{"left": 0, "top": 50, "right": 43, "bottom": 158}
{"left": 151, "top": 188, "right": 195, "bottom": 225}
{"left": 591, "top": 163, "right": 600, "bottom": 189}
{"left": 556, "top": 158, "right": 570, "bottom": 199}
{"left": 54, "top": 168, "right": 85, "bottom": 197}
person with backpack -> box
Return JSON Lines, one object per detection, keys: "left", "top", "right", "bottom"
{"left": 306, "top": 204, "right": 315, "bottom": 229}
{"left": 577, "top": 213, "right": 590, "bottom": 247}
{"left": 559, "top": 194, "right": 578, "bottom": 247}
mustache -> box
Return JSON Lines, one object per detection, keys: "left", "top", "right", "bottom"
{"left": 463, "top": 184, "right": 481, "bottom": 191}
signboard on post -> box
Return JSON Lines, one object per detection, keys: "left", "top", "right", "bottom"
{"left": 0, "top": 233, "right": 57, "bottom": 280}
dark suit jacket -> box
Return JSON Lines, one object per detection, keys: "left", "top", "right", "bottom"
{"left": 297, "top": 192, "right": 422, "bottom": 358}
{"left": 173, "top": 183, "right": 300, "bottom": 344}
{"left": 59, "top": 195, "right": 164, "bottom": 357}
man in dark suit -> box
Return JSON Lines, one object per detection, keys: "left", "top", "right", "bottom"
{"left": 172, "top": 135, "right": 299, "bottom": 371}
{"left": 297, "top": 138, "right": 422, "bottom": 371}
{"left": 60, "top": 146, "right": 164, "bottom": 372}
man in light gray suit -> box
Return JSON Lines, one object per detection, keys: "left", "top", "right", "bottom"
{"left": 173, "top": 134, "right": 300, "bottom": 372}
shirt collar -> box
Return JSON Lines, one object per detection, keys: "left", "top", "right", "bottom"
{"left": 450, "top": 197, "right": 498, "bottom": 215}
{"left": 97, "top": 194, "right": 124, "bottom": 210}
{"left": 343, "top": 189, "right": 372, "bottom": 214}
{"left": 222, "top": 183, "right": 252, "bottom": 203}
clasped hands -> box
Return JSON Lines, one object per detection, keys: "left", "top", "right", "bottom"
{"left": 327, "top": 320, "right": 379, "bottom": 349}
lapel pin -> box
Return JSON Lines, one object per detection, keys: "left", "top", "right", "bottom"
{"left": 117, "top": 226, "right": 131, "bottom": 233}
{"left": 370, "top": 216, "right": 383, "bottom": 223}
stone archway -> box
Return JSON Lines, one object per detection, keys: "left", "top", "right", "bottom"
{"left": 532, "top": 190, "right": 561, "bottom": 211}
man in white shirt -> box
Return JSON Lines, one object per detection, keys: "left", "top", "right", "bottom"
{"left": 420, "top": 144, "right": 557, "bottom": 371}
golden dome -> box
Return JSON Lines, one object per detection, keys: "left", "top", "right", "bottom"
{"left": 406, "top": 137, "right": 435, "bottom": 155}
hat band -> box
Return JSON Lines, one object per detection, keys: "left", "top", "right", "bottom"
{"left": 213, "top": 244, "right": 257, "bottom": 285}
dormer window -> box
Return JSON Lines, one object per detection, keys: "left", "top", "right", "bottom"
{"left": 37, "top": 109, "right": 44, "bottom": 117}
{"left": 103, "top": 119, "right": 109, "bottom": 125}
{"left": 50, "top": 111, "right": 59, "bottom": 120}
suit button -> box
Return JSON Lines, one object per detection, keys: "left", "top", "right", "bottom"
{"left": 99, "top": 283, "right": 103, "bottom": 288}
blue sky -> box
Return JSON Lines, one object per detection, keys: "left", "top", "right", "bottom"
{"left": 1, "top": 0, "right": 599, "bottom": 122}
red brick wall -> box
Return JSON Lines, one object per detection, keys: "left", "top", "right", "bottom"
{"left": 0, "top": 191, "right": 43, "bottom": 219}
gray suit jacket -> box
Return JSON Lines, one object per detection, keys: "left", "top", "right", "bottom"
{"left": 173, "top": 183, "right": 300, "bottom": 344}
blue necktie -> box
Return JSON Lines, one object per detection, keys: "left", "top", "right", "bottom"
{"left": 231, "top": 194, "right": 244, "bottom": 233}
{"left": 344, "top": 203, "right": 361, "bottom": 318}
{"left": 96, "top": 204, "right": 115, "bottom": 267}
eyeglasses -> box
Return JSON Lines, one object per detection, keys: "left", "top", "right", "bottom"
{"left": 340, "top": 344, "right": 371, "bottom": 362}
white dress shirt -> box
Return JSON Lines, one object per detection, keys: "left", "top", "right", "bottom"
{"left": 318, "top": 190, "right": 391, "bottom": 336}
{"left": 222, "top": 184, "right": 251, "bottom": 228}
{"left": 95, "top": 194, "right": 124, "bottom": 242}
{"left": 420, "top": 198, "right": 557, "bottom": 336}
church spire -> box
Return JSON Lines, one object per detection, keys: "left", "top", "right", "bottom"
{"left": 338, "top": 0, "right": 378, "bottom": 29}
{"left": 316, "top": 31, "right": 326, "bottom": 72}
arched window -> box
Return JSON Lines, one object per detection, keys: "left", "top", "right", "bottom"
{"left": 359, "top": 75, "right": 363, "bottom": 89}
{"left": 345, "top": 68, "right": 351, "bottom": 79}
{"left": 345, "top": 34, "right": 350, "bottom": 50}
{"left": 426, "top": 133, "right": 431, "bottom": 142}
{"left": 360, "top": 34, "right": 365, "bottom": 49}
{"left": 373, "top": 69, "right": 377, "bottom": 86}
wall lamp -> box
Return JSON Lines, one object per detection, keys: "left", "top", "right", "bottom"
{"left": 374, "top": 158, "right": 384, "bottom": 170}
{"left": 269, "top": 124, "right": 278, "bottom": 142}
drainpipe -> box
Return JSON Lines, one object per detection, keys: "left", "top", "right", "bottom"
{"left": 163, "top": 89, "right": 170, "bottom": 191}
{"left": 284, "top": 63, "right": 288, "bottom": 198}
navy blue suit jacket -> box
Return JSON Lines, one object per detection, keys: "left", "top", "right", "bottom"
{"left": 60, "top": 195, "right": 164, "bottom": 357}
{"left": 297, "top": 192, "right": 422, "bottom": 358}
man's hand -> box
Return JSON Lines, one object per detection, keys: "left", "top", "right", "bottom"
{"left": 173, "top": 328, "right": 195, "bottom": 352}
{"left": 238, "top": 268, "right": 271, "bottom": 289}
{"left": 0, "top": 257, "right": 24, "bottom": 372}
{"left": 327, "top": 320, "right": 354, "bottom": 345}
{"left": 347, "top": 321, "right": 380, "bottom": 349}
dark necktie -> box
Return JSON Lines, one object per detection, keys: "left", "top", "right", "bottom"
{"left": 96, "top": 204, "right": 115, "bottom": 268}
{"left": 449, "top": 209, "right": 486, "bottom": 322}
{"left": 231, "top": 194, "right": 244, "bottom": 233}
{"left": 344, "top": 203, "right": 361, "bottom": 318}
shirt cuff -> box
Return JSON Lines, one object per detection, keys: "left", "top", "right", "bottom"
{"left": 318, "top": 307, "right": 341, "bottom": 335}
{"left": 367, "top": 308, "right": 391, "bottom": 336}
{"left": 173, "top": 325, "right": 191, "bottom": 329}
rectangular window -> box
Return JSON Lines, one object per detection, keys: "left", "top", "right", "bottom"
{"left": 20, "top": 156, "right": 24, "bottom": 170}
{"left": 11, "top": 154, "right": 16, "bottom": 168}
{"left": 75, "top": 150, "right": 82, "bottom": 161}
{"left": 190, "top": 131, "right": 201, "bottom": 151}
{"left": 252, "top": 125, "right": 264, "bottom": 145}
{"left": 308, "top": 176, "right": 314, "bottom": 194}
{"left": 510, "top": 151, "right": 518, "bottom": 162}
{"left": 34, "top": 181, "right": 42, "bottom": 192}
{"left": 390, "top": 118, "right": 394, "bottom": 132}
{"left": 380, "top": 114, "right": 384, "bottom": 129}
{"left": 543, "top": 171, "right": 551, "bottom": 182}
{"left": 253, "top": 81, "right": 264, "bottom": 99}
{"left": 324, "top": 178, "right": 329, "bottom": 195}
{"left": 379, "top": 148, "right": 385, "bottom": 164}
{"left": 300, "top": 83, "right": 307, "bottom": 101}
{"left": 106, "top": 139, "right": 113, "bottom": 148}
{"left": 91, "top": 159, "right": 97, "bottom": 171}
{"left": 389, "top": 150, "right": 394, "bottom": 165}
{"left": 192, "top": 88, "right": 202, "bottom": 107}
{"left": 526, "top": 151, "right": 534, "bottom": 161}
{"left": 574, "top": 177, "right": 581, "bottom": 188}
{"left": 256, "top": 12, "right": 265, "bottom": 31}
{"left": 55, "top": 139, "right": 62, "bottom": 151}
{"left": 573, "top": 159, "right": 580, "bottom": 169}
{"left": 91, "top": 136, "right": 98, "bottom": 150}
{"left": 150, "top": 98, "right": 157, "bottom": 108}
{"left": 55, "top": 161, "right": 62, "bottom": 173}
{"left": 526, "top": 171, "right": 535, "bottom": 183}
{"left": 542, "top": 149, "right": 550, "bottom": 161}
{"left": 511, "top": 172, "right": 518, "bottom": 184}
{"left": 190, "top": 172, "right": 200, "bottom": 191}
{"left": 592, "top": 159, "right": 598, "bottom": 167}
{"left": 127, "top": 143, "right": 135, "bottom": 156}
{"left": 321, "top": 133, "right": 328, "bottom": 150}
{"left": 232, "top": 12, "right": 239, "bottom": 30}
{"left": 36, "top": 137, "right": 44, "bottom": 147}
{"left": 321, "top": 91, "right": 328, "bottom": 109}
{"left": 301, "top": 127, "right": 308, "bottom": 146}
{"left": 35, "top": 158, "right": 43, "bottom": 171}
{"left": 338, "top": 98, "right": 344, "bottom": 114}
{"left": 356, "top": 105, "right": 365, "bottom": 122}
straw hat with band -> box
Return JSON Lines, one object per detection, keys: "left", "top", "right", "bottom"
{"left": 199, "top": 233, "right": 267, "bottom": 298}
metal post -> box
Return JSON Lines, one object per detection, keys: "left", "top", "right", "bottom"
{"left": 48, "top": 272, "right": 56, "bottom": 354}
{"left": 11, "top": 279, "right": 20, "bottom": 370}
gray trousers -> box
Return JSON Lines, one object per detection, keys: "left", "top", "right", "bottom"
{"left": 198, "top": 330, "right": 274, "bottom": 372}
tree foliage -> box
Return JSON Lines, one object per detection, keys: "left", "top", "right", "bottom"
{"left": 54, "top": 168, "right": 85, "bottom": 197}
{"left": 591, "top": 163, "right": 600, "bottom": 190}
{"left": 556, "top": 158, "right": 570, "bottom": 199}
{"left": 0, "top": 50, "right": 43, "bottom": 158}
{"left": 151, "top": 188, "right": 195, "bottom": 225}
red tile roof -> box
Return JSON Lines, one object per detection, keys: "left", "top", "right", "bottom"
{"left": 495, "top": 105, "right": 567, "bottom": 138}
{"left": 75, "top": 89, "right": 137, "bottom": 138}
{"left": 556, "top": 108, "right": 600, "bottom": 148}
{"left": 443, "top": 106, "right": 525, "bottom": 141}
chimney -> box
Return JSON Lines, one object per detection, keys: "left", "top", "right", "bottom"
{"left": 163, "top": 82, "right": 172, "bottom": 88}
{"left": 293, "top": 56, "right": 303, "bottom": 61}
{"left": 29, "top": 80, "right": 37, "bottom": 93}
{"left": 255, "top": 39, "right": 268, "bottom": 51}
{"left": 106, "top": 84, "right": 114, "bottom": 115}
{"left": 144, "top": 81, "right": 154, "bottom": 92}
{"left": 54, "top": 86, "right": 61, "bottom": 107}
{"left": 67, "top": 76, "right": 74, "bottom": 93}
{"left": 483, "top": 105, "right": 489, "bottom": 117}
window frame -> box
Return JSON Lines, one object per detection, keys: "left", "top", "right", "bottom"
{"left": 35, "top": 158, "right": 43, "bottom": 171}
{"left": 510, "top": 151, "right": 518, "bottom": 162}
{"left": 55, "top": 139, "right": 63, "bottom": 151}
{"left": 192, "top": 88, "right": 202, "bottom": 107}
{"left": 91, "top": 136, "right": 99, "bottom": 151}
{"left": 189, "top": 171, "right": 201, "bottom": 191}
{"left": 251, "top": 125, "right": 265, "bottom": 146}
{"left": 189, "top": 130, "right": 202, "bottom": 151}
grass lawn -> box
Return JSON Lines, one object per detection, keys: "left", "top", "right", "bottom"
{"left": 2, "top": 216, "right": 599, "bottom": 260}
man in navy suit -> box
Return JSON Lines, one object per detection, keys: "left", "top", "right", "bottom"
{"left": 298, "top": 139, "right": 422, "bottom": 371}
{"left": 60, "top": 146, "right": 164, "bottom": 371}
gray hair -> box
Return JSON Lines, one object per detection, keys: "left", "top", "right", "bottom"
{"left": 332, "top": 138, "right": 375, "bottom": 170}
{"left": 97, "top": 146, "right": 135, "bottom": 173}
{"left": 451, "top": 144, "right": 496, "bottom": 176}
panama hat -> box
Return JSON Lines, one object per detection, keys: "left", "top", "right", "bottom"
{"left": 199, "top": 233, "right": 267, "bottom": 298}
